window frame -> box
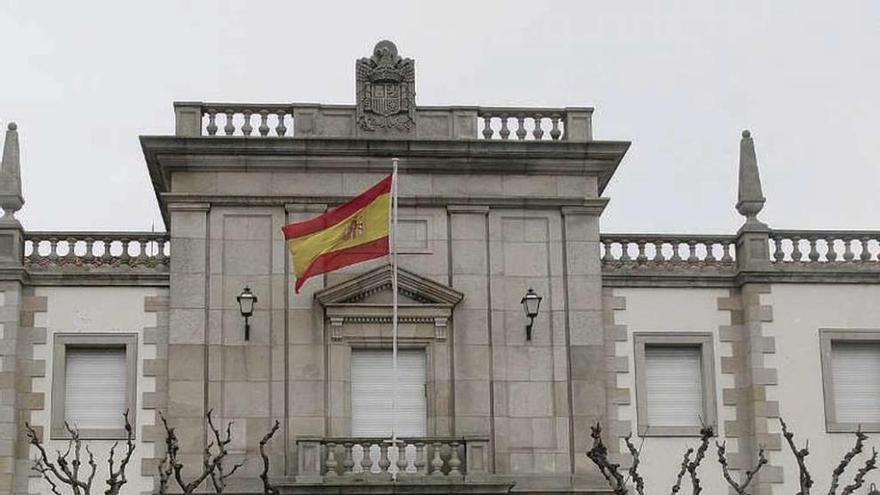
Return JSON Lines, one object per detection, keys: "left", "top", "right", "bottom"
{"left": 633, "top": 332, "right": 717, "bottom": 437}
{"left": 819, "top": 328, "right": 880, "bottom": 433}
{"left": 51, "top": 333, "right": 138, "bottom": 440}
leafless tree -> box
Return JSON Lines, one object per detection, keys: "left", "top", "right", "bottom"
{"left": 156, "top": 410, "right": 244, "bottom": 495}
{"left": 258, "top": 420, "right": 281, "bottom": 495}
{"left": 587, "top": 423, "right": 714, "bottom": 495}
{"left": 25, "top": 410, "right": 135, "bottom": 495}
{"left": 716, "top": 439, "right": 767, "bottom": 495}
{"left": 780, "top": 417, "right": 877, "bottom": 495}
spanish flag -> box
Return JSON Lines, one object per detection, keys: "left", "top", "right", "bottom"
{"left": 282, "top": 176, "right": 392, "bottom": 292}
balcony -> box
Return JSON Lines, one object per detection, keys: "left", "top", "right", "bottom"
{"left": 290, "top": 436, "right": 513, "bottom": 494}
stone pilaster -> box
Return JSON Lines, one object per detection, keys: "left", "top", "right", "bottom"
{"left": 140, "top": 295, "right": 169, "bottom": 492}
{"left": 166, "top": 202, "right": 210, "bottom": 478}
{"left": 561, "top": 206, "right": 607, "bottom": 490}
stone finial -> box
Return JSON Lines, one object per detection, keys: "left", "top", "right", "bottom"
{"left": 736, "top": 129, "right": 766, "bottom": 228}
{"left": 0, "top": 122, "right": 24, "bottom": 221}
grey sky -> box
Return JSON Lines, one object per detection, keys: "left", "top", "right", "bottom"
{"left": 1, "top": 1, "right": 877, "bottom": 233}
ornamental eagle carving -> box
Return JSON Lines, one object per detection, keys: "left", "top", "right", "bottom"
{"left": 356, "top": 40, "right": 416, "bottom": 132}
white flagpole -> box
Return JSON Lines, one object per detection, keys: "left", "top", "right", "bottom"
{"left": 390, "top": 157, "right": 400, "bottom": 478}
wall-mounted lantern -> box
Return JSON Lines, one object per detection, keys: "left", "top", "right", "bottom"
{"left": 868, "top": 483, "right": 879, "bottom": 495}
{"left": 237, "top": 286, "right": 257, "bottom": 341}
{"left": 520, "top": 287, "right": 542, "bottom": 341}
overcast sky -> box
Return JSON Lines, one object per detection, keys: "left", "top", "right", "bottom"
{"left": 1, "top": 1, "right": 877, "bottom": 233}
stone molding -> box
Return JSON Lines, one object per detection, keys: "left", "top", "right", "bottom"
{"left": 139, "top": 295, "right": 169, "bottom": 489}
{"left": 717, "top": 285, "right": 782, "bottom": 494}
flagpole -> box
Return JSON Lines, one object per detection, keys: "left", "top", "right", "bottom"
{"left": 391, "top": 157, "right": 400, "bottom": 479}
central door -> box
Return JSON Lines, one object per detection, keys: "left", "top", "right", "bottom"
{"left": 351, "top": 349, "right": 427, "bottom": 437}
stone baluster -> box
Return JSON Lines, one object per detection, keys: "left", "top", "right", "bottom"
{"left": 47, "top": 237, "right": 60, "bottom": 264}
{"left": 102, "top": 238, "right": 114, "bottom": 264}
{"left": 206, "top": 109, "right": 218, "bottom": 136}
{"left": 342, "top": 442, "right": 355, "bottom": 476}
{"left": 28, "top": 237, "right": 41, "bottom": 264}
{"left": 790, "top": 236, "right": 802, "bottom": 262}
{"left": 482, "top": 116, "right": 494, "bottom": 139}
{"left": 223, "top": 109, "right": 235, "bottom": 135}
{"left": 430, "top": 442, "right": 444, "bottom": 476}
{"left": 636, "top": 239, "right": 647, "bottom": 262}
{"left": 686, "top": 240, "right": 698, "bottom": 262}
{"left": 259, "top": 110, "right": 270, "bottom": 136}
{"left": 448, "top": 441, "right": 462, "bottom": 477}
{"left": 241, "top": 109, "right": 253, "bottom": 136}
{"left": 396, "top": 443, "right": 408, "bottom": 476}
{"left": 156, "top": 238, "right": 168, "bottom": 263}
{"left": 120, "top": 238, "right": 133, "bottom": 264}
{"left": 706, "top": 242, "right": 719, "bottom": 262}
{"left": 325, "top": 442, "right": 338, "bottom": 477}
{"left": 275, "top": 110, "right": 288, "bottom": 136}
{"left": 669, "top": 239, "right": 682, "bottom": 262}
{"left": 532, "top": 114, "right": 544, "bottom": 139}
{"left": 618, "top": 239, "right": 631, "bottom": 262}
{"left": 360, "top": 442, "right": 374, "bottom": 474}
{"left": 499, "top": 115, "right": 510, "bottom": 140}
{"left": 720, "top": 242, "right": 733, "bottom": 263}
{"left": 601, "top": 240, "right": 612, "bottom": 262}
{"left": 843, "top": 237, "right": 855, "bottom": 261}
{"left": 826, "top": 237, "right": 838, "bottom": 262}
{"left": 64, "top": 237, "right": 78, "bottom": 264}
{"left": 414, "top": 442, "right": 427, "bottom": 476}
{"left": 860, "top": 237, "right": 872, "bottom": 261}
{"left": 515, "top": 116, "right": 527, "bottom": 140}
{"left": 83, "top": 237, "right": 95, "bottom": 263}
{"left": 772, "top": 236, "right": 785, "bottom": 262}
{"left": 137, "top": 238, "right": 150, "bottom": 264}
{"left": 549, "top": 115, "right": 562, "bottom": 140}
{"left": 807, "top": 237, "right": 820, "bottom": 262}
{"left": 378, "top": 444, "right": 391, "bottom": 475}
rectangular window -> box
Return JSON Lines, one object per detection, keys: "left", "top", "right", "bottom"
{"left": 820, "top": 329, "right": 880, "bottom": 432}
{"left": 634, "top": 333, "right": 716, "bottom": 436}
{"left": 52, "top": 334, "right": 138, "bottom": 439}
{"left": 351, "top": 349, "right": 426, "bottom": 437}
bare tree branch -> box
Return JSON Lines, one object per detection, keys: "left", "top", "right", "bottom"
{"left": 828, "top": 426, "right": 868, "bottom": 495}
{"left": 26, "top": 420, "right": 99, "bottom": 495}
{"left": 685, "top": 426, "right": 714, "bottom": 495}
{"left": 840, "top": 447, "right": 877, "bottom": 495}
{"left": 586, "top": 423, "right": 629, "bottom": 495}
{"left": 623, "top": 434, "right": 646, "bottom": 495}
{"left": 103, "top": 410, "right": 136, "bottom": 495}
{"left": 259, "top": 420, "right": 282, "bottom": 495}
{"left": 717, "top": 440, "right": 767, "bottom": 495}
{"left": 670, "top": 448, "right": 694, "bottom": 494}
{"left": 207, "top": 413, "right": 247, "bottom": 494}
{"left": 780, "top": 417, "right": 813, "bottom": 495}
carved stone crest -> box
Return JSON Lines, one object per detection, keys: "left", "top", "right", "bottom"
{"left": 356, "top": 40, "right": 415, "bottom": 132}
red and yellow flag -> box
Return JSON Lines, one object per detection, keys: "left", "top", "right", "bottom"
{"left": 282, "top": 176, "right": 392, "bottom": 292}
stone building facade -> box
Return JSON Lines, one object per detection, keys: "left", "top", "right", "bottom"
{"left": 1, "top": 41, "right": 879, "bottom": 495}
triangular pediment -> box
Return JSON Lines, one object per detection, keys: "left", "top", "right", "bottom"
{"left": 315, "top": 264, "right": 463, "bottom": 307}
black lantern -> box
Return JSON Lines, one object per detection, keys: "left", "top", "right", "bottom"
{"left": 237, "top": 286, "right": 257, "bottom": 341}
{"left": 520, "top": 288, "right": 543, "bottom": 341}
{"left": 869, "top": 483, "right": 879, "bottom": 495}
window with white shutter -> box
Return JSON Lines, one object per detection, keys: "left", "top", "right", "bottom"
{"left": 51, "top": 334, "right": 138, "bottom": 439}
{"left": 634, "top": 333, "right": 717, "bottom": 437}
{"left": 65, "top": 348, "right": 127, "bottom": 430}
{"left": 820, "top": 330, "right": 880, "bottom": 432}
{"left": 351, "top": 349, "right": 427, "bottom": 437}
{"left": 644, "top": 346, "right": 703, "bottom": 428}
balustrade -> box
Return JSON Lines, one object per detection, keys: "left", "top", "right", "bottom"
{"left": 200, "top": 104, "right": 295, "bottom": 137}
{"left": 477, "top": 108, "right": 566, "bottom": 141}
{"left": 600, "top": 235, "right": 736, "bottom": 266}
{"left": 770, "top": 231, "right": 880, "bottom": 263}
{"left": 296, "top": 437, "right": 487, "bottom": 481}
{"left": 24, "top": 232, "right": 170, "bottom": 269}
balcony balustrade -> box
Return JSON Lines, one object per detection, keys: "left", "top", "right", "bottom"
{"left": 296, "top": 436, "right": 490, "bottom": 483}
{"left": 769, "top": 230, "right": 880, "bottom": 263}
{"left": 600, "top": 234, "right": 737, "bottom": 267}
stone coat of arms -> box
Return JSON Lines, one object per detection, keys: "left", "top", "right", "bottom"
{"left": 356, "top": 40, "right": 416, "bottom": 132}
